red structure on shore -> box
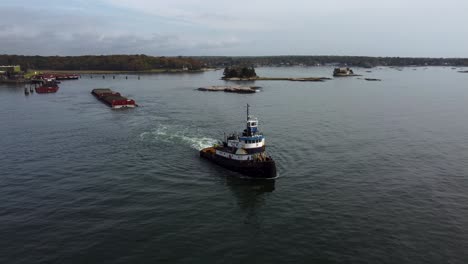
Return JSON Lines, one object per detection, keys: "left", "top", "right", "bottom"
{"left": 55, "top": 74, "right": 79, "bottom": 80}
{"left": 32, "top": 73, "right": 79, "bottom": 81}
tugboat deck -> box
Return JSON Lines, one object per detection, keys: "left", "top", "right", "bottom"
{"left": 200, "top": 147, "right": 216, "bottom": 154}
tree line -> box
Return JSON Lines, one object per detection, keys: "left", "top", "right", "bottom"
{"left": 196, "top": 56, "right": 468, "bottom": 68}
{"left": 2, "top": 54, "right": 468, "bottom": 72}
{"left": 0, "top": 55, "right": 203, "bottom": 71}
{"left": 222, "top": 66, "right": 257, "bottom": 79}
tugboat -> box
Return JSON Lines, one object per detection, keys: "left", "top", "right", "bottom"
{"left": 200, "top": 105, "right": 277, "bottom": 179}
{"left": 35, "top": 78, "right": 59, "bottom": 93}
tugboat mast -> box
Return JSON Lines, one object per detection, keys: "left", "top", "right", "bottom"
{"left": 246, "top": 103, "right": 251, "bottom": 136}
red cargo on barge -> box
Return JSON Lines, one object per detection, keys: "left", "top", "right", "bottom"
{"left": 91, "top": 88, "right": 136, "bottom": 109}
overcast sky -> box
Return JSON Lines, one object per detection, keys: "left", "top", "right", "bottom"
{"left": 1, "top": 0, "right": 467, "bottom": 57}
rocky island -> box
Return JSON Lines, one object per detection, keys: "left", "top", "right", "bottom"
{"left": 198, "top": 86, "right": 260, "bottom": 93}
{"left": 221, "top": 66, "right": 330, "bottom": 82}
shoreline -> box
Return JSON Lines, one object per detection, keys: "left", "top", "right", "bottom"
{"left": 26, "top": 68, "right": 213, "bottom": 75}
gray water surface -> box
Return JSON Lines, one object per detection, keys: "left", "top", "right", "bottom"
{"left": 1, "top": 67, "right": 468, "bottom": 263}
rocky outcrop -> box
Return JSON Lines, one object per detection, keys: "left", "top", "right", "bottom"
{"left": 198, "top": 86, "right": 260, "bottom": 94}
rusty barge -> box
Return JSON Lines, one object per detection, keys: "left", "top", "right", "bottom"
{"left": 91, "top": 88, "right": 136, "bottom": 109}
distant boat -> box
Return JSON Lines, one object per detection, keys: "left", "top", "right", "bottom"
{"left": 35, "top": 79, "right": 59, "bottom": 94}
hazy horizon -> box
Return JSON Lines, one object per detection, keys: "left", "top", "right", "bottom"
{"left": 1, "top": 0, "right": 467, "bottom": 57}
{"left": 2, "top": 54, "right": 468, "bottom": 59}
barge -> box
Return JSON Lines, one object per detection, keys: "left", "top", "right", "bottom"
{"left": 33, "top": 73, "right": 79, "bottom": 81}
{"left": 55, "top": 74, "right": 79, "bottom": 80}
{"left": 91, "top": 88, "right": 136, "bottom": 109}
{"left": 200, "top": 104, "right": 277, "bottom": 179}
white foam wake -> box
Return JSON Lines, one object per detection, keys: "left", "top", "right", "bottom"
{"left": 140, "top": 125, "right": 218, "bottom": 150}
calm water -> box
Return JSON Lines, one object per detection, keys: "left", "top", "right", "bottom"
{"left": 1, "top": 67, "right": 468, "bottom": 263}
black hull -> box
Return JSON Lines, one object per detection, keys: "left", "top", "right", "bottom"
{"left": 200, "top": 151, "right": 277, "bottom": 179}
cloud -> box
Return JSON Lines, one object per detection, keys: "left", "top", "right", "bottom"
{"left": 101, "top": 0, "right": 274, "bottom": 31}
{"left": 0, "top": 29, "right": 225, "bottom": 55}
{"left": 192, "top": 37, "right": 242, "bottom": 50}
{"left": 0, "top": 5, "right": 244, "bottom": 55}
{"left": 1, "top": 1, "right": 468, "bottom": 56}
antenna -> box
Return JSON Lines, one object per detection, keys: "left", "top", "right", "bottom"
{"left": 246, "top": 103, "right": 250, "bottom": 121}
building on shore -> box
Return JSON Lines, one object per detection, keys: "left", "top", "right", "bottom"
{"left": 0, "top": 65, "right": 21, "bottom": 73}
{"left": 0, "top": 65, "right": 24, "bottom": 81}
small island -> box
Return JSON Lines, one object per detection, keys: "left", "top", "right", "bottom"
{"left": 333, "top": 67, "right": 361, "bottom": 77}
{"left": 221, "top": 66, "right": 330, "bottom": 82}
{"left": 198, "top": 86, "right": 260, "bottom": 93}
